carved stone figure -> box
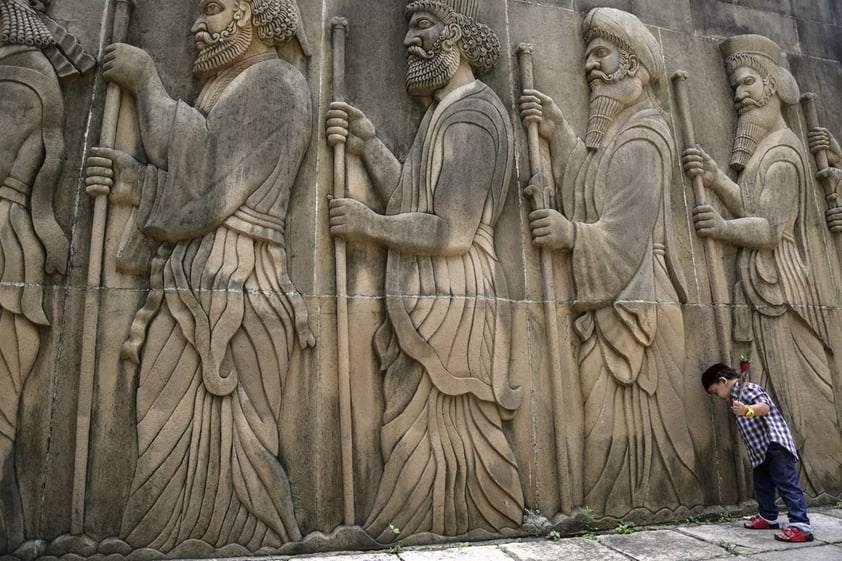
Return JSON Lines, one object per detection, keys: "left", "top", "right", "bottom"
{"left": 683, "top": 34, "right": 842, "bottom": 498}
{"left": 0, "top": 0, "right": 92, "bottom": 552}
{"left": 84, "top": 0, "right": 314, "bottom": 551}
{"left": 326, "top": 0, "right": 523, "bottom": 541}
{"left": 519, "top": 7, "right": 702, "bottom": 517}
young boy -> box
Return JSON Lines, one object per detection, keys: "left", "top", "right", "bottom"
{"left": 701, "top": 363, "right": 814, "bottom": 542}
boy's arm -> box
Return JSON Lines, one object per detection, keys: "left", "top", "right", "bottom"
{"left": 731, "top": 400, "right": 771, "bottom": 417}
{"left": 731, "top": 384, "right": 772, "bottom": 417}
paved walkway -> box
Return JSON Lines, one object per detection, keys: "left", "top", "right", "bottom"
{"left": 274, "top": 506, "right": 842, "bottom": 561}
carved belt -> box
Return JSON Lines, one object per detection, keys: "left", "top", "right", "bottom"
{"left": 222, "top": 206, "right": 285, "bottom": 246}
{"left": 0, "top": 177, "right": 30, "bottom": 208}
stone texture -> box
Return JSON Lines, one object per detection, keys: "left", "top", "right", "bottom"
{"left": 1, "top": 0, "right": 842, "bottom": 559}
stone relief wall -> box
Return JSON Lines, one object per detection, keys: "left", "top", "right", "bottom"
{"left": 1, "top": 0, "right": 841, "bottom": 558}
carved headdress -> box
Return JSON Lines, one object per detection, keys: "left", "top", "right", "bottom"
{"left": 720, "top": 34, "right": 799, "bottom": 105}
{"left": 582, "top": 7, "right": 665, "bottom": 87}
{"left": 0, "top": 0, "right": 94, "bottom": 78}
{"left": 406, "top": 0, "right": 500, "bottom": 75}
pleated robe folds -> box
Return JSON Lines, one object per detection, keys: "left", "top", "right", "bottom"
{"left": 364, "top": 81, "right": 524, "bottom": 541}
{"left": 558, "top": 100, "right": 703, "bottom": 517}
{"left": 119, "top": 56, "right": 311, "bottom": 551}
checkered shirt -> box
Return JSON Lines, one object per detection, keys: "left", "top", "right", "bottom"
{"left": 732, "top": 381, "right": 798, "bottom": 467}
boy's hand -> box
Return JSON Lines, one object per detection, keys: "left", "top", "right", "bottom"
{"left": 731, "top": 400, "right": 748, "bottom": 416}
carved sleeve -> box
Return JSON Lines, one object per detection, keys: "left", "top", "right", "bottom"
{"left": 570, "top": 136, "right": 663, "bottom": 308}
{"left": 139, "top": 62, "right": 312, "bottom": 242}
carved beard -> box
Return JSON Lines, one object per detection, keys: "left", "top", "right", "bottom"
{"left": 405, "top": 34, "right": 460, "bottom": 97}
{"left": 730, "top": 112, "right": 768, "bottom": 171}
{"left": 585, "top": 65, "right": 641, "bottom": 150}
{"left": 193, "top": 16, "right": 253, "bottom": 79}
{"left": 0, "top": 0, "right": 54, "bottom": 47}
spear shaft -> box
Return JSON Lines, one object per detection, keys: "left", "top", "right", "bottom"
{"left": 517, "top": 43, "right": 582, "bottom": 513}
{"left": 72, "top": 0, "right": 136, "bottom": 536}
{"left": 671, "top": 70, "right": 748, "bottom": 502}
{"left": 331, "top": 16, "right": 355, "bottom": 526}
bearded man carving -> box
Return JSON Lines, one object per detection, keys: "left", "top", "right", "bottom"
{"left": 519, "top": 7, "right": 703, "bottom": 518}
{"left": 84, "top": 0, "right": 314, "bottom": 551}
{"left": 683, "top": 34, "right": 842, "bottom": 498}
{"left": 326, "top": 0, "right": 524, "bottom": 541}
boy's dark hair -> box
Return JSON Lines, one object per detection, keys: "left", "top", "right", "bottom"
{"left": 701, "top": 362, "right": 738, "bottom": 390}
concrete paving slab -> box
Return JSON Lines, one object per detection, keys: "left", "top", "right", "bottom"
{"left": 287, "top": 554, "right": 396, "bottom": 561}
{"left": 499, "top": 537, "right": 630, "bottom": 560}
{"left": 797, "top": 512, "right": 842, "bottom": 544}
{"left": 597, "top": 529, "right": 731, "bottom": 560}
{"left": 398, "top": 544, "right": 512, "bottom": 561}
{"left": 742, "top": 543, "right": 842, "bottom": 560}
{"left": 677, "top": 521, "right": 815, "bottom": 556}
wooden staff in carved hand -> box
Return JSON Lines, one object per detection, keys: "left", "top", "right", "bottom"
{"left": 801, "top": 95, "right": 842, "bottom": 430}
{"left": 519, "top": 7, "right": 702, "bottom": 518}
{"left": 516, "top": 42, "right": 579, "bottom": 515}
{"left": 672, "top": 70, "right": 748, "bottom": 501}
{"left": 73, "top": 0, "right": 136, "bottom": 536}
{"left": 328, "top": 15, "right": 355, "bottom": 526}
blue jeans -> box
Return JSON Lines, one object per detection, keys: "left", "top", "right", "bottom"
{"left": 753, "top": 442, "right": 810, "bottom": 531}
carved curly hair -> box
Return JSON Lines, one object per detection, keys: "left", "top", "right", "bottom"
{"left": 240, "top": 0, "right": 298, "bottom": 46}
{"left": 406, "top": 0, "right": 500, "bottom": 76}
{"left": 0, "top": 0, "right": 55, "bottom": 47}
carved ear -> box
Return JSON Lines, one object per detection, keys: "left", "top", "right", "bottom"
{"left": 627, "top": 53, "right": 640, "bottom": 76}
{"left": 443, "top": 23, "right": 462, "bottom": 50}
{"left": 235, "top": 1, "right": 253, "bottom": 28}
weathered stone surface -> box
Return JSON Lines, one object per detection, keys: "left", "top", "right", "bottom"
{"left": 1, "top": 0, "right": 841, "bottom": 559}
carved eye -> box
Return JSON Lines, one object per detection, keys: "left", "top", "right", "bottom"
{"left": 744, "top": 76, "right": 755, "bottom": 86}
{"left": 204, "top": 2, "right": 223, "bottom": 15}
{"left": 417, "top": 17, "right": 434, "bottom": 29}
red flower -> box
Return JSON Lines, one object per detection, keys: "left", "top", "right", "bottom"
{"left": 739, "top": 360, "right": 750, "bottom": 373}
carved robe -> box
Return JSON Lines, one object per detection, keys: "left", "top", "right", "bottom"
{"left": 364, "top": 81, "right": 524, "bottom": 541}
{"left": 558, "top": 99, "right": 702, "bottom": 516}
{"left": 0, "top": 45, "right": 67, "bottom": 553}
{"left": 733, "top": 127, "right": 842, "bottom": 496}
{"left": 119, "top": 55, "right": 310, "bottom": 551}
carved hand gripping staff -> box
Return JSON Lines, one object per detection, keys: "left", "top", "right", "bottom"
{"left": 516, "top": 43, "right": 583, "bottom": 514}
{"left": 671, "top": 70, "right": 748, "bottom": 501}
{"left": 330, "top": 15, "right": 355, "bottom": 526}
{"left": 72, "top": 0, "right": 136, "bottom": 536}
{"left": 800, "top": 92, "right": 842, "bottom": 430}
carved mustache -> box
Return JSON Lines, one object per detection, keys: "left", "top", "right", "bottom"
{"left": 735, "top": 95, "right": 763, "bottom": 111}
{"left": 407, "top": 45, "right": 435, "bottom": 60}
{"left": 194, "top": 30, "right": 222, "bottom": 48}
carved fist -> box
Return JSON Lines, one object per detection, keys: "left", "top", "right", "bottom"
{"left": 329, "top": 196, "right": 376, "bottom": 243}
{"left": 326, "top": 101, "right": 375, "bottom": 157}
{"left": 682, "top": 145, "right": 721, "bottom": 188}
{"left": 101, "top": 43, "right": 160, "bottom": 95}
{"left": 693, "top": 203, "right": 727, "bottom": 239}
{"left": 528, "top": 208, "right": 574, "bottom": 250}
{"left": 825, "top": 199, "right": 842, "bottom": 233}
{"left": 295, "top": 316, "right": 317, "bottom": 349}
{"left": 519, "top": 88, "right": 564, "bottom": 141}
{"left": 85, "top": 146, "right": 143, "bottom": 202}
{"left": 808, "top": 127, "right": 841, "bottom": 167}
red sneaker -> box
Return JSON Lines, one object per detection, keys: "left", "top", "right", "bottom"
{"left": 774, "top": 527, "right": 814, "bottom": 543}
{"left": 744, "top": 515, "right": 779, "bottom": 529}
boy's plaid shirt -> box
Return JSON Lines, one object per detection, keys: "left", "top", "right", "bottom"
{"left": 732, "top": 381, "right": 798, "bottom": 467}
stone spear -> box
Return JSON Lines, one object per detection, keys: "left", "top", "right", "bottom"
{"left": 517, "top": 43, "right": 583, "bottom": 514}
{"left": 331, "top": 15, "right": 355, "bottom": 526}
{"left": 800, "top": 92, "right": 842, "bottom": 429}
{"left": 71, "top": 0, "right": 136, "bottom": 536}
{"left": 671, "top": 70, "right": 748, "bottom": 501}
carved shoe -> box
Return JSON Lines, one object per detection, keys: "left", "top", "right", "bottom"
{"left": 774, "top": 527, "right": 814, "bottom": 542}
{"left": 744, "top": 515, "right": 779, "bottom": 529}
